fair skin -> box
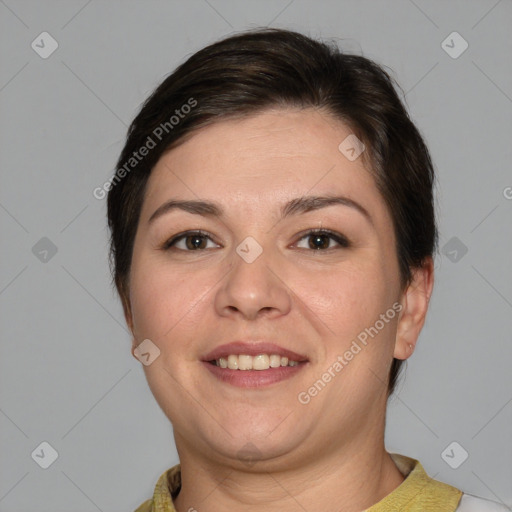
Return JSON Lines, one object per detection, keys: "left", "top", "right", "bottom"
{"left": 125, "top": 108, "right": 433, "bottom": 512}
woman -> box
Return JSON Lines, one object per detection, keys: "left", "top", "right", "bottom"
{"left": 107, "top": 28, "right": 510, "bottom": 512}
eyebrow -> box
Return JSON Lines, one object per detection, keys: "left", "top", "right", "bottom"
{"left": 148, "top": 195, "right": 373, "bottom": 226}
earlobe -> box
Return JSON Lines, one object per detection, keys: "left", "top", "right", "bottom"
{"left": 127, "top": 319, "right": 140, "bottom": 361}
{"left": 394, "top": 258, "right": 434, "bottom": 360}
{"left": 131, "top": 340, "right": 138, "bottom": 360}
{"left": 120, "top": 294, "right": 139, "bottom": 360}
{"left": 121, "top": 293, "right": 135, "bottom": 336}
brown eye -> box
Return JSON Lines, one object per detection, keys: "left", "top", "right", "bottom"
{"left": 163, "top": 231, "right": 218, "bottom": 251}
{"left": 295, "top": 229, "right": 350, "bottom": 250}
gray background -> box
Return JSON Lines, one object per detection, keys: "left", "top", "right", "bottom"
{"left": 1, "top": 1, "right": 511, "bottom": 511}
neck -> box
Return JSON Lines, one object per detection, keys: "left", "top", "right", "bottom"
{"left": 173, "top": 435, "right": 404, "bottom": 512}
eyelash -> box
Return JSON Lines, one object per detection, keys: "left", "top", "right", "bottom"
{"left": 161, "top": 228, "right": 350, "bottom": 252}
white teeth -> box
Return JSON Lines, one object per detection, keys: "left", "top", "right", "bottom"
{"left": 214, "top": 354, "right": 300, "bottom": 370}
{"left": 269, "top": 354, "right": 281, "bottom": 368}
{"left": 252, "top": 354, "right": 269, "bottom": 370}
{"left": 238, "top": 355, "right": 253, "bottom": 370}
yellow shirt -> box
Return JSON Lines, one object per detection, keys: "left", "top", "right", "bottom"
{"left": 134, "top": 453, "right": 464, "bottom": 512}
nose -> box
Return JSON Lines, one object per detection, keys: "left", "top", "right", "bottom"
{"left": 214, "top": 241, "right": 292, "bottom": 321}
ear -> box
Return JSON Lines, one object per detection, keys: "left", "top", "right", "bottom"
{"left": 394, "top": 257, "right": 434, "bottom": 360}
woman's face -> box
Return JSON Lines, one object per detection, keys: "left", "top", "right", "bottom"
{"left": 127, "top": 108, "right": 406, "bottom": 469}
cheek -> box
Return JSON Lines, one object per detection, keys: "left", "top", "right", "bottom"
{"left": 129, "top": 259, "right": 182, "bottom": 339}
{"left": 129, "top": 259, "right": 217, "bottom": 344}
{"left": 297, "top": 261, "right": 390, "bottom": 337}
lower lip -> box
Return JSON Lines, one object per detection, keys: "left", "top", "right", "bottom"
{"left": 202, "top": 361, "right": 307, "bottom": 388}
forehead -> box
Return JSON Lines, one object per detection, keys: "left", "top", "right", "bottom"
{"left": 141, "top": 108, "right": 388, "bottom": 224}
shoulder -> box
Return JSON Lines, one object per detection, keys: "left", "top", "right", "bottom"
{"left": 132, "top": 464, "right": 181, "bottom": 512}
{"left": 133, "top": 498, "right": 153, "bottom": 512}
{"left": 134, "top": 500, "right": 153, "bottom": 512}
{"left": 456, "top": 493, "right": 511, "bottom": 511}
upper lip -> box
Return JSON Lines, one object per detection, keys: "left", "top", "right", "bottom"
{"left": 202, "top": 341, "right": 308, "bottom": 362}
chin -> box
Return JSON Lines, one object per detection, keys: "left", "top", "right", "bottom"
{"left": 211, "top": 434, "right": 301, "bottom": 470}
{"left": 203, "top": 415, "right": 304, "bottom": 459}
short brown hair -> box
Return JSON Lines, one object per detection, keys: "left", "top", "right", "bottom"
{"left": 107, "top": 27, "right": 438, "bottom": 397}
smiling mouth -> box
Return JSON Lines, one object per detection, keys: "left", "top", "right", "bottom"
{"left": 208, "top": 354, "right": 302, "bottom": 370}
{"left": 203, "top": 355, "right": 308, "bottom": 388}
{"left": 201, "top": 341, "right": 309, "bottom": 387}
